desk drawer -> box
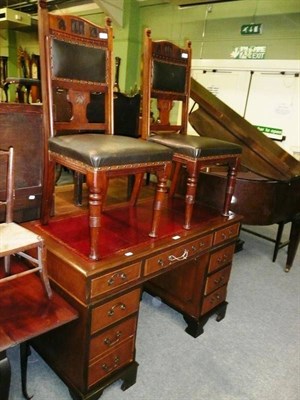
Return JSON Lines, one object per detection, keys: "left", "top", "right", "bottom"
{"left": 201, "top": 285, "right": 227, "bottom": 315}
{"left": 91, "top": 289, "right": 140, "bottom": 334}
{"left": 89, "top": 317, "right": 137, "bottom": 361}
{"left": 205, "top": 265, "right": 231, "bottom": 295}
{"left": 213, "top": 223, "right": 240, "bottom": 245}
{"left": 88, "top": 337, "right": 135, "bottom": 387}
{"left": 91, "top": 262, "right": 142, "bottom": 299}
{"left": 208, "top": 244, "right": 235, "bottom": 274}
{"left": 144, "top": 234, "right": 212, "bottom": 276}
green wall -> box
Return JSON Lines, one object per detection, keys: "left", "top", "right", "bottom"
{"left": 1, "top": 0, "right": 299, "bottom": 95}
{"left": 138, "top": 1, "right": 300, "bottom": 60}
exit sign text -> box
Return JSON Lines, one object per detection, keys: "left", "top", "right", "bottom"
{"left": 241, "top": 24, "right": 262, "bottom": 35}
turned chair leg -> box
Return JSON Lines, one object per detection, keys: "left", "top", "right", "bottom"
{"left": 222, "top": 162, "right": 238, "bottom": 217}
{"left": 41, "top": 160, "right": 56, "bottom": 225}
{"left": 149, "top": 168, "right": 170, "bottom": 238}
{"left": 183, "top": 164, "right": 198, "bottom": 230}
{"left": 129, "top": 173, "right": 145, "bottom": 206}
{"left": 169, "top": 162, "right": 181, "bottom": 197}
{"left": 85, "top": 171, "right": 108, "bottom": 260}
{"left": 4, "top": 256, "right": 11, "bottom": 276}
{"left": 38, "top": 244, "right": 52, "bottom": 298}
{"left": 73, "top": 172, "right": 84, "bottom": 207}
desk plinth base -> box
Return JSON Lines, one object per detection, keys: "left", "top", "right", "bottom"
{"left": 68, "top": 362, "right": 138, "bottom": 400}
{"left": 184, "top": 301, "right": 228, "bottom": 338}
{"left": 145, "top": 281, "right": 229, "bottom": 338}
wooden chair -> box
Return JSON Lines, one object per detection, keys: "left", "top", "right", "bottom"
{"left": 0, "top": 147, "right": 52, "bottom": 298}
{"left": 141, "top": 28, "right": 242, "bottom": 229}
{"left": 38, "top": 1, "right": 173, "bottom": 260}
{"left": 73, "top": 91, "right": 141, "bottom": 206}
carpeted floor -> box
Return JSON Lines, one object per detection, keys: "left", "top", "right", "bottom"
{"left": 7, "top": 223, "right": 300, "bottom": 400}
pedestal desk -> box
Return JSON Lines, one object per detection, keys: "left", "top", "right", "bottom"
{"left": 25, "top": 199, "right": 242, "bottom": 400}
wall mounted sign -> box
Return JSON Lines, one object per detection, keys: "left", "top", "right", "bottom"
{"left": 230, "top": 46, "right": 266, "bottom": 59}
{"left": 241, "top": 23, "right": 262, "bottom": 35}
{"left": 256, "top": 125, "right": 284, "bottom": 141}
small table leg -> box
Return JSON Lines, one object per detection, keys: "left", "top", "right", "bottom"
{"left": 286, "top": 214, "right": 300, "bottom": 272}
{"left": 273, "top": 222, "right": 285, "bottom": 262}
{"left": 0, "top": 350, "right": 11, "bottom": 400}
{"left": 20, "top": 342, "right": 33, "bottom": 400}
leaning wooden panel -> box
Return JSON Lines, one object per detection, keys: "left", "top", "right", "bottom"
{"left": 0, "top": 104, "right": 43, "bottom": 222}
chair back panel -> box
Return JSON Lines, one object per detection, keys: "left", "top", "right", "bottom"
{"left": 51, "top": 39, "right": 107, "bottom": 84}
{"left": 152, "top": 60, "right": 187, "bottom": 94}
{"left": 141, "top": 29, "right": 192, "bottom": 140}
{"left": 38, "top": 3, "right": 114, "bottom": 136}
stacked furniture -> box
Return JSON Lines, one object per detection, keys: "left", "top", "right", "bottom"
{"left": 21, "top": 2, "right": 244, "bottom": 398}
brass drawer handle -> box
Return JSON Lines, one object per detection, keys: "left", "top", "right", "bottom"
{"left": 104, "top": 331, "right": 122, "bottom": 346}
{"left": 209, "top": 293, "right": 221, "bottom": 304}
{"left": 168, "top": 249, "right": 189, "bottom": 262}
{"left": 214, "top": 276, "right": 225, "bottom": 285}
{"left": 221, "top": 233, "right": 227, "bottom": 240}
{"left": 107, "top": 302, "right": 126, "bottom": 317}
{"left": 157, "top": 259, "right": 164, "bottom": 267}
{"left": 102, "top": 356, "right": 120, "bottom": 372}
{"left": 107, "top": 272, "right": 127, "bottom": 286}
{"left": 217, "top": 254, "right": 228, "bottom": 264}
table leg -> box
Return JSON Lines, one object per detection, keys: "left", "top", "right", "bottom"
{"left": 0, "top": 350, "right": 11, "bottom": 400}
{"left": 286, "top": 214, "right": 300, "bottom": 272}
{"left": 20, "top": 342, "right": 33, "bottom": 400}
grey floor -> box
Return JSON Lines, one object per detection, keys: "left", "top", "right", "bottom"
{"left": 7, "top": 223, "right": 300, "bottom": 400}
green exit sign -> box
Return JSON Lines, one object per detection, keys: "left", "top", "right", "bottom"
{"left": 241, "top": 23, "right": 262, "bottom": 35}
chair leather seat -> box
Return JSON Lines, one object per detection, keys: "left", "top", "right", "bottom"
{"left": 149, "top": 133, "right": 242, "bottom": 158}
{"left": 49, "top": 134, "right": 173, "bottom": 168}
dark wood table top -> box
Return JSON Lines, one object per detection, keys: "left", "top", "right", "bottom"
{"left": 0, "top": 257, "right": 78, "bottom": 352}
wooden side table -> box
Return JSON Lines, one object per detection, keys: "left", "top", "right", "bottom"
{"left": 0, "top": 257, "right": 78, "bottom": 400}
